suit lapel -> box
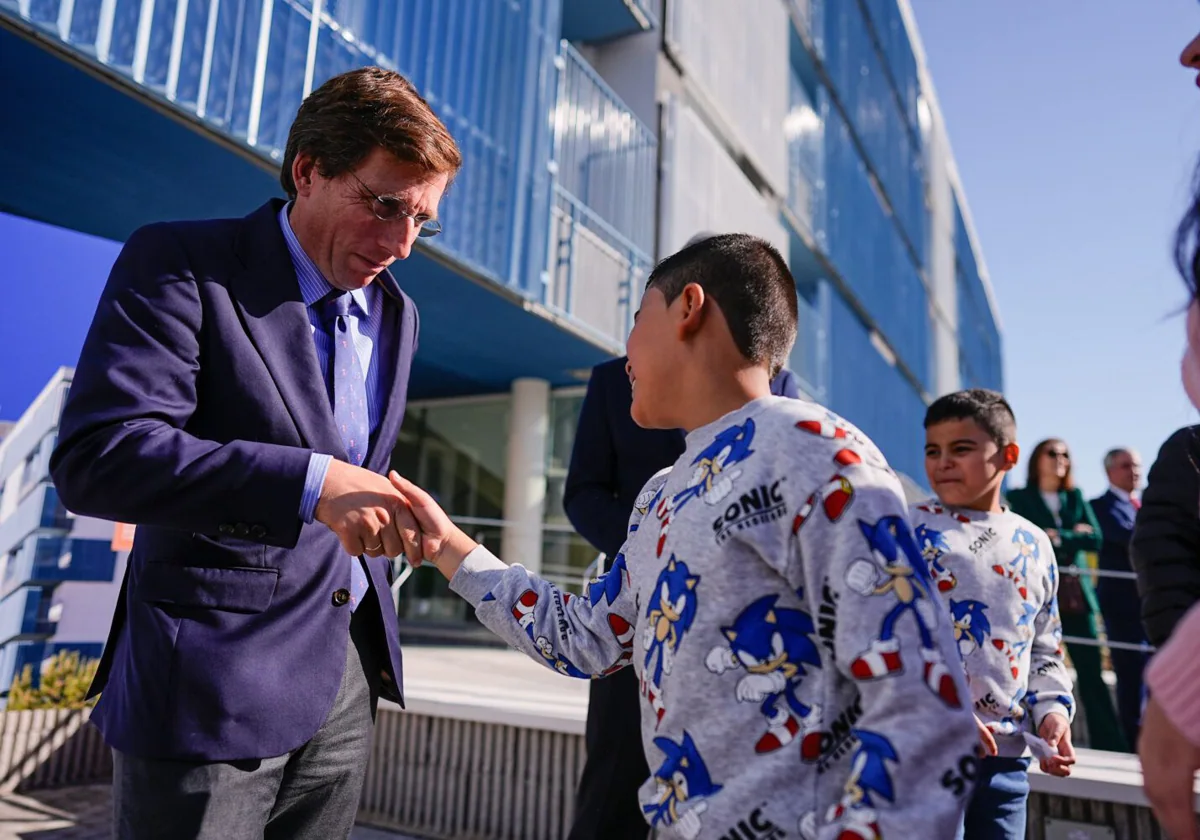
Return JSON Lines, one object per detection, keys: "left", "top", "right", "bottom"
{"left": 366, "top": 268, "right": 416, "bottom": 474}
{"left": 230, "top": 200, "right": 348, "bottom": 460}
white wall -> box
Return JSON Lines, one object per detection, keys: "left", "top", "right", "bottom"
{"left": 659, "top": 94, "right": 788, "bottom": 258}
{"left": 664, "top": 0, "right": 790, "bottom": 196}
{"left": 922, "top": 99, "right": 961, "bottom": 397}
{"left": 49, "top": 551, "right": 126, "bottom": 644}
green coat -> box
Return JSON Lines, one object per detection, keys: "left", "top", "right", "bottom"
{"left": 1006, "top": 485, "right": 1104, "bottom": 615}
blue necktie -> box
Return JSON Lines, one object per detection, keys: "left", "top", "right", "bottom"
{"left": 319, "top": 291, "right": 370, "bottom": 611}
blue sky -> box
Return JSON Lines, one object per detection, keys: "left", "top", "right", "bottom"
{"left": 911, "top": 0, "right": 1200, "bottom": 494}
{"left": 0, "top": 214, "right": 119, "bottom": 421}
{"left": 2, "top": 2, "right": 1198, "bottom": 498}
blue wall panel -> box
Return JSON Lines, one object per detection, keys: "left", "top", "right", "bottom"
{"left": 827, "top": 288, "right": 927, "bottom": 483}
{"left": 953, "top": 198, "right": 1003, "bottom": 392}
{"left": 821, "top": 0, "right": 926, "bottom": 268}
{"left": 822, "top": 99, "right": 930, "bottom": 391}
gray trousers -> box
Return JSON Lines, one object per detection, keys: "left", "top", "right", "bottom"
{"left": 112, "top": 602, "right": 383, "bottom": 840}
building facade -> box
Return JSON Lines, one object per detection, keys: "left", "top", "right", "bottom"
{"left": 0, "top": 0, "right": 1001, "bottom": 654}
{"left": 0, "top": 369, "right": 129, "bottom": 696}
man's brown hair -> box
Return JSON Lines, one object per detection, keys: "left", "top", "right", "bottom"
{"left": 281, "top": 67, "right": 462, "bottom": 197}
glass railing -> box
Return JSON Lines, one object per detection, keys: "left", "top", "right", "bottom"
{"left": 545, "top": 41, "right": 656, "bottom": 348}
{"left": 3, "top": 0, "right": 656, "bottom": 351}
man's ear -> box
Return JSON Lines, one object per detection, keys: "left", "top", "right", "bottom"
{"left": 675, "top": 283, "right": 707, "bottom": 340}
{"left": 292, "top": 153, "right": 317, "bottom": 198}
{"left": 999, "top": 442, "right": 1020, "bottom": 473}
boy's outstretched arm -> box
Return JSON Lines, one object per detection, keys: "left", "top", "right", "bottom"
{"left": 788, "top": 463, "right": 978, "bottom": 837}
{"left": 390, "top": 472, "right": 639, "bottom": 679}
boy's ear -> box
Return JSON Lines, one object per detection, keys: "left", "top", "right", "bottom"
{"left": 998, "top": 442, "right": 1020, "bottom": 472}
{"left": 676, "top": 283, "right": 707, "bottom": 340}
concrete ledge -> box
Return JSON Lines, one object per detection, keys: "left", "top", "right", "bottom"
{"left": 1031, "top": 747, "right": 1200, "bottom": 811}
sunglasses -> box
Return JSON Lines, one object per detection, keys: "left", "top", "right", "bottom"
{"left": 1045, "top": 449, "right": 1070, "bottom": 460}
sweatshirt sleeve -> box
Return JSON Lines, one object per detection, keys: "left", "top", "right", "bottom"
{"left": 1025, "top": 532, "right": 1075, "bottom": 727}
{"left": 788, "top": 460, "right": 978, "bottom": 838}
{"left": 447, "top": 473, "right": 668, "bottom": 679}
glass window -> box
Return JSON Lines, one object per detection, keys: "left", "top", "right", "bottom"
{"left": 543, "top": 391, "right": 602, "bottom": 593}
{"left": 390, "top": 399, "right": 510, "bottom": 627}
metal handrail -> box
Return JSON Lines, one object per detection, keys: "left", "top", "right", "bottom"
{"left": 1059, "top": 566, "right": 1139, "bottom": 582}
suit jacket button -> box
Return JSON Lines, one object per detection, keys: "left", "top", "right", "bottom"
{"left": 332, "top": 589, "right": 351, "bottom": 607}
{"left": 250, "top": 524, "right": 267, "bottom": 539}
{"left": 234, "top": 523, "right": 250, "bottom": 538}
{"left": 218, "top": 524, "right": 234, "bottom": 535}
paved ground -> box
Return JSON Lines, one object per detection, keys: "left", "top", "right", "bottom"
{"left": 0, "top": 785, "right": 426, "bottom": 840}
{"left": 0, "top": 647, "right": 586, "bottom": 840}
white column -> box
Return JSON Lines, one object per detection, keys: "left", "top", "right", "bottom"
{"left": 502, "top": 378, "right": 550, "bottom": 574}
{"left": 924, "top": 104, "right": 962, "bottom": 397}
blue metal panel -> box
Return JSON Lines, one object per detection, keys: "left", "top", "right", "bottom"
{"left": 561, "top": 0, "right": 657, "bottom": 44}
{"left": 26, "top": 537, "right": 117, "bottom": 585}
{"left": 860, "top": 0, "right": 920, "bottom": 135}
{"left": 787, "top": 66, "right": 824, "bottom": 240}
{"left": 787, "top": 230, "right": 830, "bottom": 401}
{"left": 954, "top": 198, "right": 1003, "bottom": 392}
{"left": 0, "top": 25, "right": 282, "bottom": 240}
{"left": 821, "top": 95, "right": 930, "bottom": 391}
{"left": 2, "top": 0, "right": 650, "bottom": 351}
{"left": 827, "top": 288, "right": 927, "bottom": 482}
{"left": 818, "top": 0, "right": 926, "bottom": 268}
{"left": 0, "top": 587, "right": 50, "bottom": 645}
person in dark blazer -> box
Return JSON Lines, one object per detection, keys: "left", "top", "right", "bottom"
{"left": 1006, "top": 438, "right": 1128, "bottom": 752}
{"left": 1090, "top": 448, "right": 1146, "bottom": 750}
{"left": 48, "top": 69, "right": 461, "bottom": 838}
{"left": 1131, "top": 425, "right": 1200, "bottom": 647}
{"left": 562, "top": 355, "right": 801, "bottom": 840}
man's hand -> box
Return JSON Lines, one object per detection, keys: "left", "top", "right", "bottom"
{"left": 1140, "top": 695, "right": 1200, "bottom": 840}
{"left": 1038, "top": 713, "right": 1075, "bottom": 777}
{"left": 315, "top": 460, "right": 422, "bottom": 561}
{"left": 388, "top": 471, "right": 477, "bottom": 577}
{"left": 976, "top": 715, "right": 998, "bottom": 757}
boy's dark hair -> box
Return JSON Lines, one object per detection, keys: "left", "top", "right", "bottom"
{"left": 923, "top": 389, "right": 1017, "bottom": 447}
{"left": 646, "top": 234, "right": 798, "bottom": 376}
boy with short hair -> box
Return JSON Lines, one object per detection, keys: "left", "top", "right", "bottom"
{"left": 911, "top": 389, "right": 1076, "bottom": 839}
{"left": 391, "top": 234, "right": 978, "bottom": 839}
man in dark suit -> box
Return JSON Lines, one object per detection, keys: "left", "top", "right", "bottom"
{"left": 1091, "top": 447, "right": 1145, "bottom": 750}
{"left": 49, "top": 68, "right": 460, "bottom": 838}
{"left": 563, "top": 354, "right": 801, "bottom": 840}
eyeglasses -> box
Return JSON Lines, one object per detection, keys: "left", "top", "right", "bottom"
{"left": 348, "top": 172, "right": 442, "bottom": 238}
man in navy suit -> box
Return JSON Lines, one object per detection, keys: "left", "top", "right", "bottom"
{"left": 1091, "top": 447, "right": 1145, "bottom": 751}
{"left": 563, "top": 351, "right": 801, "bottom": 840}
{"left": 50, "top": 68, "right": 460, "bottom": 838}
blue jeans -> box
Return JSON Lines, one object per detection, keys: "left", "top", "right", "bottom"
{"left": 955, "top": 756, "right": 1031, "bottom": 840}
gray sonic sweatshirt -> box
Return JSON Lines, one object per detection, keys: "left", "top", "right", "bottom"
{"left": 449, "top": 396, "right": 978, "bottom": 840}
{"left": 909, "top": 500, "right": 1075, "bottom": 758}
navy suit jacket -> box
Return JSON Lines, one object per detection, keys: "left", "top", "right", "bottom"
{"left": 1090, "top": 489, "right": 1138, "bottom": 604}
{"left": 563, "top": 358, "right": 802, "bottom": 560}
{"left": 50, "top": 200, "right": 413, "bottom": 762}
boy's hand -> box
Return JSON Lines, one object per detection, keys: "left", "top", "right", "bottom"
{"left": 1038, "top": 713, "right": 1076, "bottom": 777}
{"left": 387, "top": 471, "right": 478, "bottom": 577}
{"left": 976, "top": 715, "right": 998, "bottom": 757}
